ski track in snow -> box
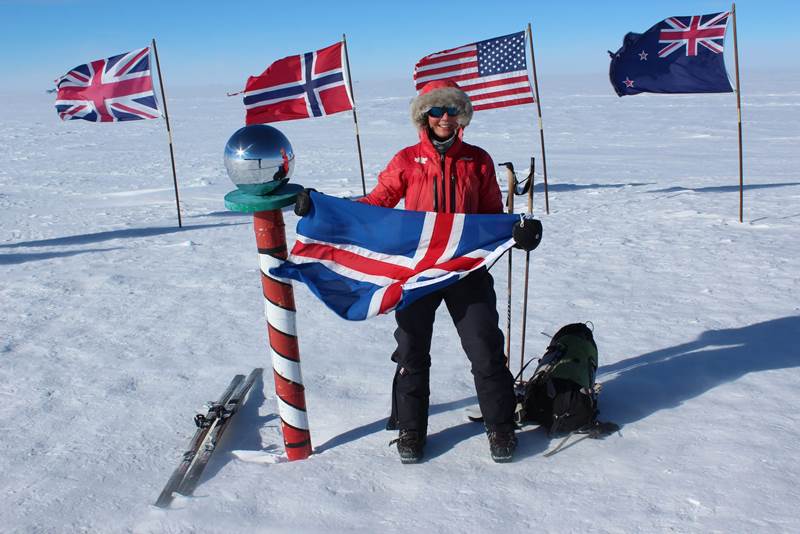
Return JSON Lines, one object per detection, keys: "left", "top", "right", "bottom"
{"left": 1, "top": 73, "right": 799, "bottom": 533}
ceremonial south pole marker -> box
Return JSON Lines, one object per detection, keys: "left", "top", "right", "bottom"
{"left": 223, "top": 125, "right": 312, "bottom": 461}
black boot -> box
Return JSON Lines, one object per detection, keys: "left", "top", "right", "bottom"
{"left": 391, "top": 429, "right": 426, "bottom": 464}
{"left": 487, "top": 429, "right": 517, "bottom": 463}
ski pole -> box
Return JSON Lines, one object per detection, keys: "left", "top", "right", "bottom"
{"left": 499, "top": 162, "right": 515, "bottom": 367}
{"left": 519, "top": 157, "right": 535, "bottom": 380}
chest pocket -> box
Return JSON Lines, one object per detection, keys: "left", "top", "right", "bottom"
{"left": 404, "top": 164, "right": 433, "bottom": 211}
{"left": 453, "top": 159, "right": 479, "bottom": 212}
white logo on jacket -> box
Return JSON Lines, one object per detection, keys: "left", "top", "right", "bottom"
{"left": 414, "top": 157, "right": 428, "bottom": 165}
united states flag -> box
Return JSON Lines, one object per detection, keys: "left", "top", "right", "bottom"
{"left": 413, "top": 31, "right": 534, "bottom": 112}
{"left": 243, "top": 41, "right": 354, "bottom": 124}
{"left": 55, "top": 47, "right": 160, "bottom": 122}
{"left": 270, "top": 193, "right": 518, "bottom": 321}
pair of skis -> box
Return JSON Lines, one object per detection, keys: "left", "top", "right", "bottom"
{"left": 155, "top": 368, "right": 261, "bottom": 508}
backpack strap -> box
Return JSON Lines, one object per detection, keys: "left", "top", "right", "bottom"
{"left": 543, "top": 419, "right": 621, "bottom": 457}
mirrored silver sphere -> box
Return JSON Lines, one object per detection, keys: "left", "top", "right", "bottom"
{"left": 224, "top": 124, "right": 295, "bottom": 195}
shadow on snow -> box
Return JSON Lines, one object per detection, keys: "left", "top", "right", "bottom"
{"left": 540, "top": 181, "right": 654, "bottom": 192}
{"left": 649, "top": 182, "right": 800, "bottom": 194}
{"left": 314, "top": 395, "right": 479, "bottom": 455}
{"left": 187, "top": 319, "right": 800, "bottom": 475}
{"left": 199, "top": 370, "right": 278, "bottom": 484}
{"left": 599, "top": 315, "right": 800, "bottom": 427}
{"left": 0, "top": 247, "right": 122, "bottom": 265}
{"left": 502, "top": 182, "right": 654, "bottom": 195}
{"left": 192, "top": 203, "right": 296, "bottom": 219}
{"left": 0, "top": 222, "right": 245, "bottom": 249}
{"left": 305, "top": 316, "right": 800, "bottom": 461}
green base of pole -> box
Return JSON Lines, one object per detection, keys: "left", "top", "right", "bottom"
{"left": 224, "top": 183, "right": 304, "bottom": 213}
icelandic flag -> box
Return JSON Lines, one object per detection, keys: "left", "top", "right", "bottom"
{"left": 270, "top": 193, "right": 518, "bottom": 321}
{"left": 609, "top": 12, "right": 733, "bottom": 96}
{"left": 243, "top": 41, "right": 354, "bottom": 124}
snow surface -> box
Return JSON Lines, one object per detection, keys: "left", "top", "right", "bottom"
{"left": 2, "top": 72, "right": 799, "bottom": 533}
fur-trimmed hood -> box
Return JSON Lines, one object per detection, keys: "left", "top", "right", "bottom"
{"left": 410, "top": 79, "right": 473, "bottom": 129}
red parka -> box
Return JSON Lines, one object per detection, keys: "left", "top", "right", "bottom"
{"left": 359, "top": 129, "right": 503, "bottom": 214}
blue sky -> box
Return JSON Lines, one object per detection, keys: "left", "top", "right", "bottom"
{"left": 1, "top": 0, "right": 797, "bottom": 90}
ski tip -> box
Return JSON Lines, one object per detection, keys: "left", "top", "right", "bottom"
{"left": 153, "top": 492, "right": 192, "bottom": 510}
{"left": 153, "top": 497, "right": 172, "bottom": 509}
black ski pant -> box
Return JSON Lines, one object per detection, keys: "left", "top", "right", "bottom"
{"left": 387, "top": 269, "right": 516, "bottom": 435}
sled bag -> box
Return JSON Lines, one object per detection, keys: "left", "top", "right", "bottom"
{"left": 521, "top": 323, "right": 599, "bottom": 435}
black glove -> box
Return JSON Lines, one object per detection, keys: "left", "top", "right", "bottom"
{"left": 294, "top": 188, "right": 317, "bottom": 217}
{"left": 512, "top": 217, "right": 542, "bottom": 251}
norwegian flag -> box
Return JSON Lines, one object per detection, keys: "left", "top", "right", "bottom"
{"left": 55, "top": 47, "right": 160, "bottom": 122}
{"left": 270, "top": 193, "right": 517, "bottom": 321}
{"left": 243, "top": 41, "right": 354, "bottom": 124}
{"left": 658, "top": 12, "right": 729, "bottom": 57}
{"left": 413, "top": 31, "right": 534, "bottom": 112}
{"left": 609, "top": 11, "right": 733, "bottom": 96}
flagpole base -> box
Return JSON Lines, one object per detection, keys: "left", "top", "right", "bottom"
{"left": 224, "top": 183, "right": 304, "bottom": 213}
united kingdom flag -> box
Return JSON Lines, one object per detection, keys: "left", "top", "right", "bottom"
{"left": 243, "top": 41, "right": 354, "bottom": 125}
{"left": 658, "top": 12, "right": 729, "bottom": 57}
{"left": 270, "top": 193, "right": 518, "bottom": 321}
{"left": 55, "top": 47, "right": 160, "bottom": 122}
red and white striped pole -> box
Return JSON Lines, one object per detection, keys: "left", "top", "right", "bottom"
{"left": 253, "top": 209, "right": 313, "bottom": 461}
{"left": 224, "top": 124, "right": 311, "bottom": 461}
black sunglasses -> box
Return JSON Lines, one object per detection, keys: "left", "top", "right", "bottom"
{"left": 427, "top": 106, "right": 460, "bottom": 118}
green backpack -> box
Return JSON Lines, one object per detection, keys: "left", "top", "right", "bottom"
{"left": 517, "top": 323, "right": 601, "bottom": 435}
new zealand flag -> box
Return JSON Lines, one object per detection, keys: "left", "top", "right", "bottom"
{"left": 270, "top": 193, "right": 518, "bottom": 321}
{"left": 609, "top": 12, "right": 733, "bottom": 96}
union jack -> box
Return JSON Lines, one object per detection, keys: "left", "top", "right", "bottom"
{"left": 243, "top": 41, "right": 353, "bottom": 124}
{"left": 270, "top": 193, "right": 517, "bottom": 321}
{"left": 55, "top": 47, "right": 160, "bottom": 122}
{"left": 658, "top": 12, "right": 730, "bottom": 57}
{"left": 413, "top": 32, "right": 534, "bottom": 112}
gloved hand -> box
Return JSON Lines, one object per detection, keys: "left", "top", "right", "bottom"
{"left": 512, "top": 217, "right": 542, "bottom": 251}
{"left": 294, "top": 188, "right": 317, "bottom": 217}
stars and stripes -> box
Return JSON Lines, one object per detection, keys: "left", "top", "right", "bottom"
{"left": 413, "top": 31, "right": 534, "bottom": 112}
{"left": 54, "top": 47, "right": 160, "bottom": 122}
{"left": 270, "top": 193, "right": 518, "bottom": 321}
{"left": 658, "top": 11, "right": 730, "bottom": 57}
{"left": 243, "top": 41, "right": 354, "bottom": 124}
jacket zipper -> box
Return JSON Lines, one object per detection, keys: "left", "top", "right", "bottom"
{"left": 440, "top": 154, "right": 447, "bottom": 212}
{"left": 450, "top": 166, "right": 456, "bottom": 213}
{"left": 432, "top": 169, "right": 439, "bottom": 212}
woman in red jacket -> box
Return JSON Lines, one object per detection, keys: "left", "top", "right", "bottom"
{"left": 360, "top": 81, "right": 503, "bottom": 214}
{"left": 360, "top": 80, "right": 535, "bottom": 463}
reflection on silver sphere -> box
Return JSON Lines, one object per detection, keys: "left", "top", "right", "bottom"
{"left": 224, "top": 124, "right": 295, "bottom": 195}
